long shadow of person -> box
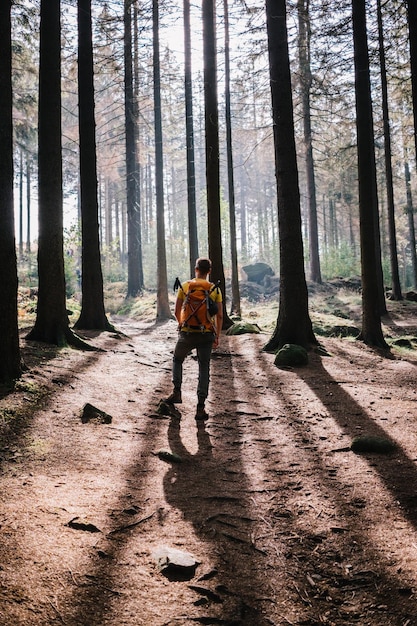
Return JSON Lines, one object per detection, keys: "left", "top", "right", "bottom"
{"left": 163, "top": 416, "right": 215, "bottom": 530}
{"left": 163, "top": 415, "right": 264, "bottom": 624}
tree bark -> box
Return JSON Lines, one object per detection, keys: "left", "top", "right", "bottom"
{"left": 202, "top": 0, "right": 232, "bottom": 328}
{"left": 74, "top": 0, "right": 114, "bottom": 331}
{"left": 263, "top": 0, "right": 316, "bottom": 352}
{"left": 0, "top": 0, "right": 22, "bottom": 382}
{"left": 352, "top": 0, "right": 388, "bottom": 348}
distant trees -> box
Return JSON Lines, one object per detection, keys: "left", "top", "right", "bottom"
{"left": 5, "top": 0, "right": 417, "bottom": 351}
{"left": 0, "top": 0, "right": 21, "bottom": 383}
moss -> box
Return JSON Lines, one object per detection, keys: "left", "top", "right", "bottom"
{"left": 351, "top": 435, "right": 396, "bottom": 454}
{"left": 274, "top": 344, "right": 308, "bottom": 367}
{"left": 225, "top": 321, "right": 261, "bottom": 335}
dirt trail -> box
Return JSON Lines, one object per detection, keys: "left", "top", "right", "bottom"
{"left": 1, "top": 317, "right": 417, "bottom": 625}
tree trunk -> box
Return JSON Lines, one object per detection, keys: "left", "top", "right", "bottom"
{"left": 297, "top": 0, "right": 322, "bottom": 284}
{"left": 202, "top": 0, "right": 232, "bottom": 328}
{"left": 240, "top": 173, "right": 247, "bottom": 260}
{"left": 377, "top": 0, "right": 402, "bottom": 300}
{"left": 26, "top": 154, "right": 31, "bottom": 253}
{"left": 406, "top": 0, "right": 417, "bottom": 166}
{"left": 125, "top": 0, "right": 143, "bottom": 297}
{"left": 19, "top": 149, "right": 24, "bottom": 258}
{"left": 105, "top": 180, "right": 113, "bottom": 248}
{"left": 74, "top": 0, "right": 114, "bottom": 331}
{"left": 27, "top": 0, "right": 85, "bottom": 348}
{"left": 224, "top": 0, "right": 241, "bottom": 317}
{"left": 153, "top": 0, "right": 171, "bottom": 320}
{"left": 352, "top": 0, "right": 387, "bottom": 348}
{"left": 404, "top": 158, "right": 417, "bottom": 289}
{"left": 263, "top": 0, "right": 316, "bottom": 352}
{"left": 183, "top": 0, "right": 199, "bottom": 275}
{"left": 0, "top": 0, "right": 22, "bottom": 382}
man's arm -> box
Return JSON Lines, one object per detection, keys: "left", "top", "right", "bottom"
{"left": 174, "top": 296, "right": 183, "bottom": 325}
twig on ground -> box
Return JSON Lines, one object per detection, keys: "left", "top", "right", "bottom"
{"left": 48, "top": 599, "right": 66, "bottom": 624}
{"left": 108, "top": 511, "right": 155, "bottom": 535}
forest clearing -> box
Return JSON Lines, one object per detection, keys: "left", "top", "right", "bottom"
{"left": 1, "top": 285, "right": 417, "bottom": 626}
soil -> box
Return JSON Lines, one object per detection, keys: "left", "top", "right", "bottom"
{"left": 1, "top": 300, "right": 417, "bottom": 626}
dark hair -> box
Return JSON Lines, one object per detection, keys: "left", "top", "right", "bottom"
{"left": 195, "top": 257, "right": 212, "bottom": 274}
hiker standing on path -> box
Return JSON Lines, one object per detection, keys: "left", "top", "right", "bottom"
{"left": 165, "top": 257, "right": 223, "bottom": 421}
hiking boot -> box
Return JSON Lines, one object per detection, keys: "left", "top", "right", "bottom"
{"left": 164, "top": 389, "right": 182, "bottom": 404}
{"left": 195, "top": 405, "right": 208, "bottom": 421}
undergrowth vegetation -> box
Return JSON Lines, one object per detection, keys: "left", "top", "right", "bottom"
{"left": 15, "top": 280, "right": 417, "bottom": 351}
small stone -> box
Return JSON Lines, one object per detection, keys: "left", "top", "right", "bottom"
{"left": 81, "top": 403, "right": 112, "bottom": 424}
{"left": 152, "top": 546, "right": 199, "bottom": 579}
{"left": 156, "top": 401, "right": 180, "bottom": 419}
{"left": 66, "top": 517, "right": 101, "bottom": 533}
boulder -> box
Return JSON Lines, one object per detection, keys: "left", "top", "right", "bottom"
{"left": 242, "top": 262, "right": 274, "bottom": 285}
{"left": 274, "top": 344, "right": 308, "bottom": 367}
{"left": 225, "top": 321, "right": 261, "bottom": 335}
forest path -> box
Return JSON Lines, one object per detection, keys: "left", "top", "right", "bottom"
{"left": 1, "top": 318, "right": 417, "bottom": 625}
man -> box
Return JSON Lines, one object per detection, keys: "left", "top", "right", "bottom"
{"left": 165, "top": 257, "right": 223, "bottom": 421}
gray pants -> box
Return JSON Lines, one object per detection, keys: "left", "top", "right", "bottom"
{"left": 172, "top": 331, "right": 215, "bottom": 403}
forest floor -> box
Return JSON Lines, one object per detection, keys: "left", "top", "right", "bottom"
{"left": 1, "top": 286, "right": 417, "bottom": 625}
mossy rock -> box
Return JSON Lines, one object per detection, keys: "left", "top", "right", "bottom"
{"left": 225, "top": 321, "right": 261, "bottom": 335}
{"left": 274, "top": 344, "right": 308, "bottom": 367}
{"left": 391, "top": 338, "right": 413, "bottom": 349}
{"left": 328, "top": 325, "right": 360, "bottom": 338}
{"left": 351, "top": 435, "right": 396, "bottom": 454}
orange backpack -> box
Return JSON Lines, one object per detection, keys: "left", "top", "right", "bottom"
{"left": 176, "top": 278, "right": 219, "bottom": 332}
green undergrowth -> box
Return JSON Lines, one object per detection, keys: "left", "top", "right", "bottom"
{"left": 15, "top": 282, "right": 417, "bottom": 351}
